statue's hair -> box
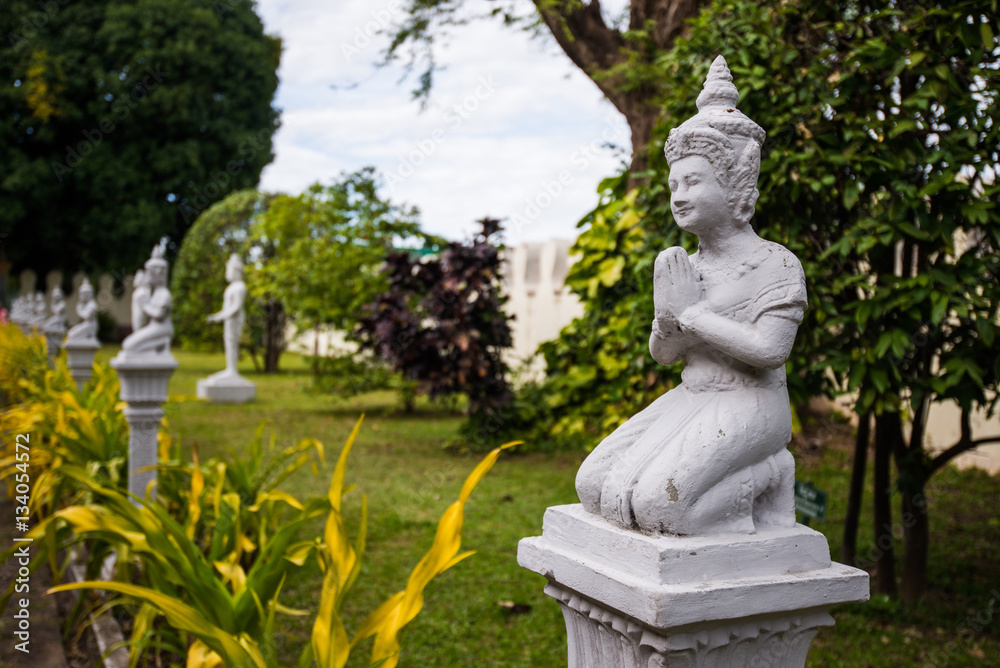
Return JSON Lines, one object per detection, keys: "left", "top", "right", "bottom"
{"left": 665, "top": 126, "right": 735, "bottom": 186}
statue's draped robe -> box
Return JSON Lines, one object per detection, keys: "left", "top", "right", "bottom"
{"left": 577, "top": 240, "right": 807, "bottom": 534}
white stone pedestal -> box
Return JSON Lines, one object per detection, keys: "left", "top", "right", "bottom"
{"left": 43, "top": 328, "right": 65, "bottom": 364}
{"left": 64, "top": 339, "right": 100, "bottom": 390}
{"left": 110, "top": 352, "right": 178, "bottom": 503}
{"left": 196, "top": 372, "right": 255, "bottom": 403}
{"left": 518, "top": 504, "right": 869, "bottom": 667}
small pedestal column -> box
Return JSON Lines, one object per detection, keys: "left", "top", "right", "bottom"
{"left": 63, "top": 339, "right": 101, "bottom": 390}
{"left": 43, "top": 326, "right": 65, "bottom": 364}
{"left": 110, "top": 353, "right": 177, "bottom": 502}
{"left": 518, "top": 505, "right": 869, "bottom": 667}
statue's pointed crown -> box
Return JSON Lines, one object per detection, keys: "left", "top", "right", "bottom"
{"left": 145, "top": 244, "right": 168, "bottom": 269}
{"left": 664, "top": 55, "right": 765, "bottom": 168}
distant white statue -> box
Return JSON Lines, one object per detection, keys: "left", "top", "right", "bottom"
{"left": 121, "top": 247, "right": 173, "bottom": 355}
{"left": 43, "top": 286, "right": 66, "bottom": 333}
{"left": 9, "top": 296, "right": 28, "bottom": 325}
{"left": 66, "top": 278, "right": 99, "bottom": 343}
{"left": 197, "top": 253, "right": 255, "bottom": 402}
{"left": 206, "top": 254, "right": 247, "bottom": 379}
{"left": 575, "top": 56, "right": 806, "bottom": 536}
{"left": 30, "top": 292, "right": 47, "bottom": 329}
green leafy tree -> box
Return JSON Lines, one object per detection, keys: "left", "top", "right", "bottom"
{"left": 254, "top": 167, "right": 428, "bottom": 350}
{"left": 0, "top": 0, "right": 280, "bottom": 278}
{"left": 512, "top": 0, "right": 1000, "bottom": 603}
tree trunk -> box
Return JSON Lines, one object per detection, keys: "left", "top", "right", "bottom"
{"left": 531, "top": 0, "right": 707, "bottom": 187}
{"left": 872, "top": 412, "right": 898, "bottom": 597}
{"left": 892, "top": 392, "right": 931, "bottom": 604}
{"left": 842, "top": 410, "right": 871, "bottom": 567}
{"left": 900, "top": 483, "right": 929, "bottom": 603}
{"left": 262, "top": 299, "right": 285, "bottom": 373}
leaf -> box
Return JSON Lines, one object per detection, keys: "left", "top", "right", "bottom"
{"left": 356, "top": 442, "right": 517, "bottom": 667}
{"left": 49, "top": 582, "right": 266, "bottom": 668}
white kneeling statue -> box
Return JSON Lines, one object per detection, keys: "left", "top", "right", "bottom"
{"left": 64, "top": 278, "right": 101, "bottom": 390}
{"left": 121, "top": 248, "right": 173, "bottom": 356}
{"left": 518, "top": 55, "right": 868, "bottom": 668}
{"left": 65, "top": 278, "right": 99, "bottom": 344}
{"left": 197, "top": 253, "right": 255, "bottom": 402}
{"left": 111, "top": 246, "right": 178, "bottom": 503}
{"left": 575, "top": 55, "right": 802, "bottom": 536}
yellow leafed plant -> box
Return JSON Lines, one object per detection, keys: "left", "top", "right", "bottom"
{"left": 39, "top": 413, "right": 515, "bottom": 667}
{"left": 301, "top": 416, "right": 518, "bottom": 668}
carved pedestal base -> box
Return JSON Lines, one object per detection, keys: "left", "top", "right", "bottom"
{"left": 110, "top": 353, "right": 178, "bottom": 503}
{"left": 197, "top": 373, "right": 255, "bottom": 403}
{"left": 64, "top": 339, "right": 100, "bottom": 390}
{"left": 518, "top": 504, "right": 869, "bottom": 667}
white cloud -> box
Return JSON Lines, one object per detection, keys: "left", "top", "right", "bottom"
{"left": 255, "top": 0, "right": 632, "bottom": 244}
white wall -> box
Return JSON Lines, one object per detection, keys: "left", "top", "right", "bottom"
{"left": 503, "top": 238, "right": 584, "bottom": 362}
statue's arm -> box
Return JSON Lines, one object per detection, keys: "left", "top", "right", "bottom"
{"left": 677, "top": 307, "right": 800, "bottom": 370}
{"left": 209, "top": 285, "right": 246, "bottom": 321}
{"left": 143, "top": 291, "right": 171, "bottom": 321}
{"left": 78, "top": 302, "right": 97, "bottom": 319}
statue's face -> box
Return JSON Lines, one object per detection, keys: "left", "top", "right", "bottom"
{"left": 668, "top": 155, "right": 730, "bottom": 236}
{"left": 226, "top": 263, "right": 241, "bottom": 282}
{"left": 147, "top": 265, "right": 166, "bottom": 288}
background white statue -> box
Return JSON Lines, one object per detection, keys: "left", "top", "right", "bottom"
{"left": 66, "top": 278, "right": 99, "bottom": 343}
{"left": 575, "top": 56, "right": 806, "bottom": 536}
{"left": 43, "top": 286, "right": 66, "bottom": 333}
{"left": 205, "top": 254, "right": 247, "bottom": 379}
{"left": 9, "top": 296, "right": 28, "bottom": 325}
{"left": 30, "top": 292, "right": 47, "bottom": 329}
{"left": 121, "top": 247, "right": 172, "bottom": 355}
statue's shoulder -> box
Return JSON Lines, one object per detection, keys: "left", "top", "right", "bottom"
{"left": 753, "top": 239, "right": 804, "bottom": 277}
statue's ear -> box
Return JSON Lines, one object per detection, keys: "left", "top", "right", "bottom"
{"left": 732, "top": 140, "right": 761, "bottom": 224}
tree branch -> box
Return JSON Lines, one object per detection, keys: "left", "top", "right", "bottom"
{"left": 928, "top": 407, "right": 989, "bottom": 472}
{"left": 532, "top": 0, "right": 629, "bottom": 111}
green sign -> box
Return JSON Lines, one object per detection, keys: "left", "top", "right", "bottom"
{"left": 794, "top": 480, "right": 828, "bottom": 525}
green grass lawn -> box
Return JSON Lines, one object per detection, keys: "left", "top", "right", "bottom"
{"left": 103, "top": 347, "right": 1000, "bottom": 667}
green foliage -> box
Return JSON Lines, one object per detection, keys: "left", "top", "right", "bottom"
{"left": 512, "top": 0, "right": 1000, "bottom": 453}
{"left": 0, "top": 339, "right": 513, "bottom": 665}
{"left": 310, "top": 351, "right": 402, "bottom": 399}
{"left": 37, "top": 417, "right": 513, "bottom": 667}
{"left": 255, "top": 167, "right": 429, "bottom": 336}
{"left": 0, "top": 346, "right": 128, "bottom": 518}
{"left": 357, "top": 218, "right": 514, "bottom": 439}
{"left": 0, "top": 324, "right": 50, "bottom": 407}
{"left": 173, "top": 170, "right": 430, "bottom": 373}
{"left": 0, "top": 0, "right": 280, "bottom": 277}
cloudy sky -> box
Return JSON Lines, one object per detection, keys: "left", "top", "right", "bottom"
{"left": 253, "top": 0, "right": 631, "bottom": 245}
